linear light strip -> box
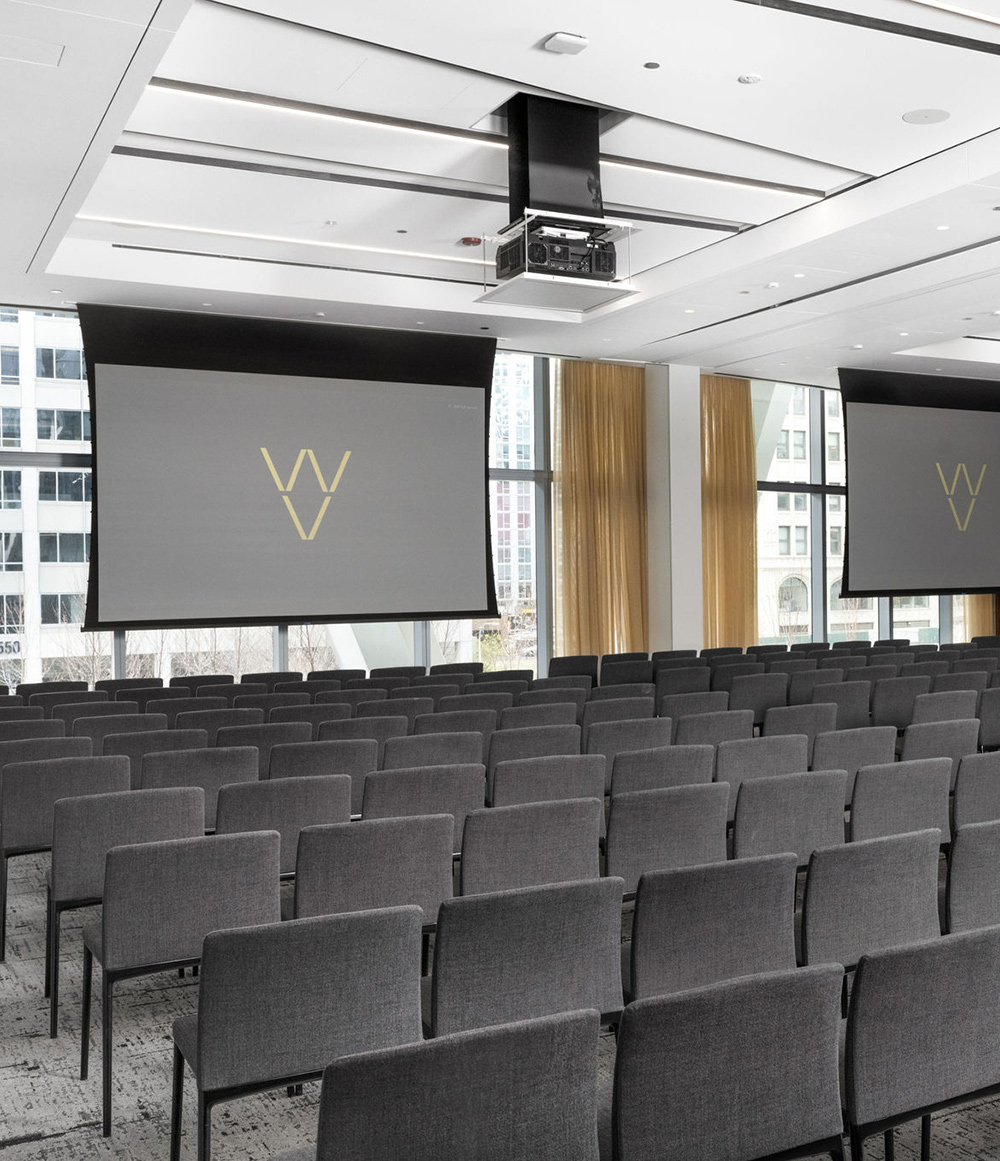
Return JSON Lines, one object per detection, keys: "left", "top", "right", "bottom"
{"left": 903, "top": 0, "right": 1000, "bottom": 29}
{"left": 77, "top": 215, "right": 491, "bottom": 266}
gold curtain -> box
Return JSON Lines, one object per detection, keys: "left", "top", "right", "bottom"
{"left": 553, "top": 360, "right": 648, "bottom": 656}
{"left": 964, "top": 593, "right": 997, "bottom": 640}
{"left": 701, "top": 374, "right": 757, "bottom": 647}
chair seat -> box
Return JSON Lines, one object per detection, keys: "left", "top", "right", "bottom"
{"left": 173, "top": 1013, "right": 199, "bottom": 1075}
{"left": 82, "top": 921, "right": 102, "bottom": 960}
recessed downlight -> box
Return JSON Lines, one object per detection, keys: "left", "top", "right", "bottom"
{"left": 899, "top": 332, "right": 909, "bottom": 337}
{"left": 793, "top": 273, "right": 806, "bottom": 278}
{"left": 936, "top": 224, "right": 950, "bottom": 231}
{"left": 738, "top": 73, "right": 763, "bottom": 84}
{"left": 683, "top": 309, "right": 695, "bottom": 314}
{"left": 902, "top": 108, "right": 950, "bottom": 124}
{"left": 643, "top": 61, "right": 660, "bottom": 69}
{"left": 851, "top": 344, "right": 864, "bottom": 350}
{"left": 49, "top": 289, "right": 62, "bottom": 294}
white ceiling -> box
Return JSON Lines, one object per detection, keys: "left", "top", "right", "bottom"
{"left": 8, "top": 0, "right": 1000, "bottom": 385}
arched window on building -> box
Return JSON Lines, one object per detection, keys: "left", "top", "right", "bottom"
{"left": 829, "top": 577, "right": 873, "bottom": 612}
{"left": 778, "top": 576, "right": 809, "bottom": 614}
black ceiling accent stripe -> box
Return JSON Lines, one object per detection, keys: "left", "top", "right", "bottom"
{"left": 963, "top": 334, "right": 1000, "bottom": 342}
{"left": 734, "top": 0, "right": 1000, "bottom": 55}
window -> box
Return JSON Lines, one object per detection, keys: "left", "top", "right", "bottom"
{"left": 894, "top": 595, "right": 930, "bottom": 609}
{"left": 37, "top": 409, "right": 88, "bottom": 441}
{"left": 792, "top": 386, "right": 805, "bottom": 415}
{"left": 778, "top": 526, "right": 790, "bottom": 555}
{"left": 0, "top": 596, "right": 23, "bottom": 634}
{"left": 35, "top": 347, "right": 83, "bottom": 379}
{"left": 0, "top": 471, "right": 20, "bottom": 509}
{"left": 39, "top": 532, "right": 89, "bottom": 563}
{"left": 792, "top": 430, "right": 806, "bottom": 460}
{"left": 827, "top": 393, "right": 840, "bottom": 418}
{"left": 827, "top": 431, "right": 841, "bottom": 462}
{"left": 41, "top": 593, "right": 86, "bottom": 625}
{"left": 0, "top": 534, "right": 22, "bottom": 572}
{"left": 0, "top": 308, "right": 17, "bottom": 323}
{"left": 0, "top": 346, "right": 18, "bottom": 385}
{"left": 1, "top": 408, "right": 19, "bottom": 448}
{"left": 795, "top": 526, "right": 808, "bottom": 554}
{"left": 38, "top": 470, "right": 92, "bottom": 502}
{"left": 830, "top": 578, "right": 873, "bottom": 611}
{"left": 830, "top": 526, "right": 842, "bottom": 554}
{"left": 776, "top": 431, "right": 789, "bottom": 460}
{"left": 777, "top": 493, "right": 790, "bottom": 511}
{"left": 793, "top": 493, "right": 807, "bottom": 512}
{"left": 829, "top": 495, "right": 842, "bottom": 512}
{"left": 778, "top": 576, "right": 809, "bottom": 613}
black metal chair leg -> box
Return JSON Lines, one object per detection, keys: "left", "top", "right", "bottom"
{"left": 922, "top": 1113, "right": 932, "bottom": 1161}
{"left": 44, "top": 887, "right": 52, "bottom": 998}
{"left": 884, "top": 1127, "right": 895, "bottom": 1161}
{"left": 0, "top": 853, "right": 8, "bottom": 962}
{"left": 198, "top": 1091, "right": 211, "bottom": 1161}
{"left": 48, "top": 906, "right": 61, "bottom": 1037}
{"left": 102, "top": 975, "right": 114, "bottom": 1136}
{"left": 849, "top": 1125, "right": 865, "bottom": 1161}
{"left": 80, "top": 946, "right": 92, "bottom": 1080}
{"left": 170, "top": 1046, "right": 184, "bottom": 1161}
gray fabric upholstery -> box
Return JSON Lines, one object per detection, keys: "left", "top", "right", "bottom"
{"left": 934, "top": 670, "right": 989, "bottom": 700}
{"left": 52, "top": 701, "right": 139, "bottom": 733}
{"left": 475, "top": 669, "right": 533, "bottom": 684}
{"left": 714, "top": 734, "right": 809, "bottom": 821}
{"left": 431, "top": 877, "right": 624, "bottom": 1035}
{"left": 29, "top": 690, "right": 108, "bottom": 717}
{"left": 168, "top": 674, "right": 234, "bottom": 692}
{"left": 273, "top": 680, "right": 343, "bottom": 698}
{"left": 72, "top": 712, "right": 167, "bottom": 753}
{"left": 362, "top": 763, "right": 486, "bottom": 852}
{"left": 811, "top": 680, "right": 871, "bottom": 730}
{"left": 946, "top": 820, "right": 1000, "bottom": 933}
{"left": 585, "top": 718, "right": 672, "bottom": 793}
{"left": 195, "top": 682, "right": 268, "bottom": 705}
{"left": 533, "top": 674, "right": 596, "bottom": 691}
{"left": 709, "top": 662, "right": 765, "bottom": 693}
{"left": 0, "top": 737, "right": 92, "bottom": 779}
{"left": 267, "top": 738, "right": 376, "bottom": 815}
{"left": 846, "top": 927, "right": 1000, "bottom": 1132}
{"left": 459, "top": 798, "right": 601, "bottom": 895}
{"left": 371, "top": 665, "right": 426, "bottom": 679}
{"left": 104, "top": 728, "right": 208, "bottom": 789}
{"left": 267, "top": 703, "right": 351, "bottom": 738}
{"left": 499, "top": 702, "right": 578, "bottom": 729}
{"left": 216, "top": 721, "right": 315, "bottom": 777}
{"left": 812, "top": 726, "right": 897, "bottom": 804}
{"left": 462, "top": 680, "right": 528, "bottom": 700}
{"left": 147, "top": 696, "right": 227, "bottom": 728}
{"left": 801, "top": 829, "right": 942, "bottom": 968}
{"left": 297, "top": 1010, "right": 600, "bottom": 1161}
{"left": 349, "top": 677, "right": 411, "bottom": 692}
{"left": 727, "top": 672, "right": 789, "bottom": 726}
{"left": 762, "top": 702, "right": 837, "bottom": 765}
{"left": 232, "top": 693, "right": 311, "bottom": 714}
{"left": 491, "top": 754, "right": 605, "bottom": 809}
{"left": 899, "top": 718, "right": 981, "bottom": 789}
{"left": 610, "top": 745, "right": 714, "bottom": 797}
{"left": 294, "top": 815, "right": 453, "bottom": 922}
{"left": 871, "top": 676, "right": 933, "bottom": 730}
{"left": 92, "top": 830, "right": 281, "bottom": 972}
{"left": 418, "top": 670, "right": 476, "bottom": 689}
{"left": 732, "top": 769, "right": 848, "bottom": 865}
{"left": 240, "top": 670, "right": 304, "bottom": 690}
{"left": 911, "top": 689, "right": 979, "bottom": 723}
{"left": 174, "top": 706, "right": 265, "bottom": 744}
{"left": 953, "top": 751, "right": 1000, "bottom": 829}
{"left": 954, "top": 656, "right": 999, "bottom": 674}
{"left": 440, "top": 692, "right": 514, "bottom": 716}
{"left": 519, "top": 687, "right": 589, "bottom": 722}
{"left": 580, "top": 697, "right": 654, "bottom": 741}
{"left": 590, "top": 682, "right": 656, "bottom": 701}
{"left": 140, "top": 746, "right": 258, "bottom": 828}
{"left": 614, "top": 965, "right": 844, "bottom": 1161}
{"left": 2, "top": 754, "right": 130, "bottom": 851}
{"left": 630, "top": 852, "right": 798, "bottom": 999}
{"left": 898, "top": 660, "right": 950, "bottom": 680}
{"left": 818, "top": 654, "right": 865, "bottom": 670}
{"left": 317, "top": 715, "right": 408, "bottom": 767}
{"left": 548, "top": 655, "right": 599, "bottom": 684}
{"left": 765, "top": 657, "right": 818, "bottom": 675}
{"left": 654, "top": 667, "right": 711, "bottom": 697}
{"left": 0, "top": 718, "right": 66, "bottom": 741}
{"left": 657, "top": 691, "right": 728, "bottom": 740}
{"left": 383, "top": 731, "right": 483, "bottom": 770}
{"left": 19, "top": 680, "right": 87, "bottom": 699}
{"left": 414, "top": 708, "right": 497, "bottom": 763}
{"left": 215, "top": 775, "right": 351, "bottom": 874}
{"left": 864, "top": 663, "right": 900, "bottom": 685}
{"left": 605, "top": 784, "right": 729, "bottom": 895}
{"left": 486, "top": 724, "right": 581, "bottom": 802}
{"left": 390, "top": 683, "right": 459, "bottom": 709}
{"left": 850, "top": 758, "right": 952, "bottom": 843}
{"left": 673, "top": 709, "right": 753, "bottom": 748}
{"left": 315, "top": 687, "right": 388, "bottom": 712}
{"left": 0, "top": 705, "right": 42, "bottom": 721}
{"left": 977, "top": 687, "right": 1000, "bottom": 749}
{"left": 600, "top": 660, "right": 653, "bottom": 686}
{"left": 788, "top": 667, "right": 843, "bottom": 705}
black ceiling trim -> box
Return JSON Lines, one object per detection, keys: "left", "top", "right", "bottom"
{"left": 963, "top": 334, "right": 1000, "bottom": 342}
{"left": 735, "top": 0, "right": 1000, "bottom": 55}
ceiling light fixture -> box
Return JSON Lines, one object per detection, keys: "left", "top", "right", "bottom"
{"left": 936, "top": 224, "right": 950, "bottom": 230}
{"left": 793, "top": 273, "right": 806, "bottom": 278}
{"left": 643, "top": 61, "right": 660, "bottom": 69}
{"left": 899, "top": 331, "right": 909, "bottom": 336}
{"left": 902, "top": 0, "right": 1000, "bottom": 29}
{"left": 600, "top": 158, "right": 819, "bottom": 198}
{"left": 737, "top": 73, "right": 763, "bottom": 84}
{"left": 902, "top": 108, "right": 950, "bottom": 124}
{"left": 49, "top": 288, "right": 62, "bottom": 294}
{"left": 76, "top": 214, "right": 491, "bottom": 266}
{"left": 684, "top": 308, "right": 695, "bottom": 313}
{"left": 852, "top": 344, "right": 864, "bottom": 349}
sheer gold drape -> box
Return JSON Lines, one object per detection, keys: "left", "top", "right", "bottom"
{"left": 553, "top": 360, "right": 648, "bottom": 656}
{"left": 964, "top": 593, "right": 997, "bottom": 640}
{"left": 701, "top": 374, "right": 757, "bottom": 648}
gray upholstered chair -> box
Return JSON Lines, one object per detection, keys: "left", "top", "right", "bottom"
{"left": 532, "top": 673, "right": 596, "bottom": 692}
{"left": 147, "top": 696, "right": 227, "bottom": 728}
{"left": 19, "top": 679, "right": 87, "bottom": 701}
{"left": 547, "top": 654, "right": 598, "bottom": 685}
{"left": 29, "top": 689, "right": 108, "bottom": 717}
{"left": 430, "top": 877, "right": 624, "bottom": 1036}
{"left": 498, "top": 702, "right": 578, "bottom": 729}
{"left": 463, "top": 679, "right": 528, "bottom": 701}
{"left": 765, "top": 657, "right": 818, "bottom": 676}
{"left": 215, "top": 774, "right": 351, "bottom": 875}
{"left": 518, "top": 686, "right": 589, "bottom": 723}
{"left": 0, "top": 704, "right": 42, "bottom": 723}
{"left": 657, "top": 691, "right": 728, "bottom": 739}
{"left": 307, "top": 668, "right": 364, "bottom": 684}
{"left": 0, "top": 718, "right": 66, "bottom": 741}
{"left": 140, "top": 746, "right": 258, "bottom": 828}
{"left": 976, "top": 687, "right": 1000, "bottom": 750}
{"left": 849, "top": 758, "right": 952, "bottom": 844}
{"left": 629, "top": 852, "right": 798, "bottom": 1000}
{"left": 371, "top": 665, "right": 426, "bottom": 680}
{"left": 945, "top": 820, "right": 1000, "bottom": 934}
{"left": 614, "top": 965, "right": 845, "bottom": 1161}
{"left": 585, "top": 718, "right": 672, "bottom": 793}
{"left": 292, "top": 815, "right": 453, "bottom": 925}
{"left": 732, "top": 770, "right": 848, "bottom": 866}
{"left": 898, "top": 718, "right": 981, "bottom": 789}
{"left": 71, "top": 711, "right": 167, "bottom": 753}
{"left": 195, "top": 682, "right": 267, "bottom": 705}
{"left": 845, "top": 927, "right": 1000, "bottom": 1160}
{"left": 47, "top": 786, "right": 204, "bottom": 1036}
{"left": 240, "top": 670, "right": 304, "bottom": 690}
{"left": 215, "top": 721, "right": 314, "bottom": 778}
{"left": 800, "top": 829, "right": 942, "bottom": 969}
{"left": 170, "top": 907, "right": 424, "bottom": 1161}
{"left": 788, "top": 667, "right": 843, "bottom": 705}
{"left": 382, "top": 731, "right": 482, "bottom": 770}
{"left": 458, "top": 799, "right": 601, "bottom": 895}
{"left": 441, "top": 691, "right": 514, "bottom": 716}
{"left": 762, "top": 702, "right": 837, "bottom": 765}
{"left": 491, "top": 753, "right": 606, "bottom": 810}
{"left": 673, "top": 708, "right": 753, "bottom": 748}
{"left": 727, "top": 672, "right": 789, "bottom": 728}
{"left": 96, "top": 678, "right": 162, "bottom": 698}
{"left": 267, "top": 738, "right": 376, "bottom": 815}
{"left": 709, "top": 662, "right": 765, "bottom": 693}
{"left": 818, "top": 654, "right": 865, "bottom": 671}
{"left": 714, "top": 734, "right": 809, "bottom": 821}
{"left": 388, "top": 683, "right": 458, "bottom": 710}
{"left": 610, "top": 744, "right": 714, "bottom": 797}
{"left": 131, "top": 687, "right": 205, "bottom": 713}
{"left": 413, "top": 708, "right": 497, "bottom": 763}
{"left": 605, "top": 783, "right": 729, "bottom": 896}
{"left": 232, "top": 692, "right": 311, "bottom": 714}
{"left": 318, "top": 715, "right": 408, "bottom": 766}
{"left": 273, "top": 679, "right": 343, "bottom": 698}
{"left": 591, "top": 681, "right": 656, "bottom": 701}
{"left": 812, "top": 726, "right": 897, "bottom": 805}
{"left": 168, "top": 675, "right": 234, "bottom": 694}
{"left": 871, "top": 676, "right": 932, "bottom": 730}
{"left": 279, "top": 1009, "right": 600, "bottom": 1161}
{"left": 173, "top": 706, "right": 264, "bottom": 744}
{"left": 953, "top": 752, "right": 1000, "bottom": 829}
{"left": 315, "top": 687, "right": 389, "bottom": 713}
{"left": 415, "top": 671, "right": 475, "bottom": 690}
{"left": 810, "top": 680, "right": 870, "bottom": 730}
{"left": 954, "top": 656, "right": 999, "bottom": 674}
{"left": 267, "top": 702, "right": 351, "bottom": 738}
{"left": 863, "top": 663, "right": 900, "bottom": 685}
{"left": 486, "top": 723, "right": 580, "bottom": 803}
{"left": 580, "top": 697, "right": 654, "bottom": 741}
{"left": 362, "top": 763, "right": 486, "bottom": 853}
{"left": 654, "top": 667, "right": 711, "bottom": 698}
{"left": 600, "top": 660, "right": 653, "bottom": 686}
{"left": 898, "top": 660, "right": 950, "bottom": 681}
{"left": 52, "top": 701, "right": 139, "bottom": 736}
{"left": 80, "top": 830, "right": 281, "bottom": 1136}
{"left": 910, "top": 689, "right": 979, "bottom": 723}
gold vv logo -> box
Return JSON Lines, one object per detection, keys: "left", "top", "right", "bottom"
{"left": 935, "top": 462, "right": 986, "bottom": 533}
{"left": 261, "top": 448, "right": 351, "bottom": 540}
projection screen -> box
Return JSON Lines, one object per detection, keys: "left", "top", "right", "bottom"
{"left": 840, "top": 367, "right": 1000, "bottom": 597}
{"left": 79, "top": 305, "right": 498, "bottom": 630}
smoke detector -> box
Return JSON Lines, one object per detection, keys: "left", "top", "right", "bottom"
{"left": 542, "top": 31, "right": 589, "bottom": 54}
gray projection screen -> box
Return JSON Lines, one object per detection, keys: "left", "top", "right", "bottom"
{"left": 79, "top": 306, "right": 498, "bottom": 630}
{"left": 840, "top": 367, "right": 1000, "bottom": 597}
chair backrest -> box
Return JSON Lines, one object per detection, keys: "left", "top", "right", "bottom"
{"left": 383, "top": 731, "right": 483, "bottom": 770}
{"left": 547, "top": 654, "right": 598, "bottom": 685}
{"left": 240, "top": 670, "right": 304, "bottom": 690}
{"left": 849, "top": 758, "right": 952, "bottom": 844}
{"left": 215, "top": 721, "right": 315, "bottom": 777}
{"left": 580, "top": 697, "right": 654, "bottom": 738}
{"left": 215, "top": 774, "right": 352, "bottom": 874}
{"left": 103, "top": 728, "right": 208, "bottom": 789}
{"left": 459, "top": 799, "right": 601, "bottom": 895}
{"left": 845, "top": 926, "right": 1000, "bottom": 1140}
{"left": 610, "top": 745, "right": 715, "bottom": 797}
{"left": 267, "top": 738, "right": 376, "bottom": 815}
{"left": 100, "top": 830, "right": 281, "bottom": 972}
{"left": 140, "top": 746, "right": 258, "bottom": 828}
{"left": 898, "top": 718, "right": 981, "bottom": 789}
{"left": 812, "top": 725, "right": 897, "bottom": 804}
{"left": 391, "top": 683, "right": 459, "bottom": 710}
{"left": 630, "top": 853, "right": 798, "bottom": 1000}
{"left": 519, "top": 686, "right": 589, "bottom": 714}
{"left": 818, "top": 654, "right": 866, "bottom": 670}
{"left": 169, "top": 674, "right": 234, "bottom": 692}
{"left": 934, "top": 670, "right": 989, "bottom": 697}
{"left": 441, "top": 692, "right": 514, "bottom": 717}
{"left": 591, "top": 682, "right": 656, "bottom": 703}
{"left": 268, "top": 703, "right": 351, "bottom": 739}
{"left": 726, "top": 672, "right": 789, "bottom": 726}
{"left": 464, "top": 680, "right": 528, "bottom": 700}
{"left": 416, "top": 671, "right": 474, "bottom": 691}
{"left": 863, "top": 663, "right": 900, "bottom": 684}
{"left": 977, "top": 686, "right": 1000, "bottom": 749}
{"left": 654, "top": 667, "right": 711, "bottom": 697}
{"left": 431, "top": 877, "right": 624, "bottom": 1035}
{"left": 714, "top": 734, "right": 809, "bottom": 821}
{"left": 315, "top": 688, "right": 388, "bottom": 712}
{"left": 953, "top": 751, "right": 1000, "bottom": 830}
{"left": 0, "top": 718, "right": 66, "bottom": 742}
{"left": 232, "top": 692, "right": 311, "bottom": 714}
{"left": 194, "top": 907, "right": 424, "bottom": 1093}
{"left": 50, "top": 786, "right": 205, "bottom": 904}
{"left": 810, "top": 680, "right": 870, "bottom": 730}
{"left": 413, "top": 708, "right": 496, "bottom": 764}
{"left": 18, "top": 679, "right": 87, "bottom": 699}
{"left": 657, "top": 691, "right": 728, "bottom": 739}
{"left": 787, "top": 667, "right": 843, "bottom": 705}
{"left": 954, "top": 656, "right": 999, "bottom": 674}
{"left": 486, "top": 724, "right": 581, "bottom": 802}
{"left": 946, "top": 820, "right": 1000, "bottom": 933}
{"left": 801, "top": 829, "right": 942, "bottom": 968}
{"left": 732, "top": 769, "right": 848, "bottom": 866}
{"left": 761, "top": 702, "right": 837, "bottom": 765}
{"left": 174, "top": 706, "right": 264, "bottom": 744}
{"left": 294, "top": 814, "right": 454, "bottom": 923}
{"left": 310, "top": 1010, "right": 600, "bottom": 1161}
{"left": 274, "top": 680, "right": 343, "bottom": 698}
{"left": 614, "top": 965, "right": 844, "bottom": 1161}
{"left": 0, "top": 704, "right": 41, "bottom": 722}
{"left": 370, "top": 665, "right": 426, "bottom": 679}
{"left": 911, "top": 689, "right": 979, "bottom": 723}
{"left": 673, "top": 709, "right": 753, "bottom": 748}
{"left": 584, "top": 718, "right": 672, "bottom": 793}
{"left": 308, "top": 669, "right": 366, "bottom": 684}
{"left": 871, "top": 676, "right": 932, "bottom": 729}
{"left": 491, "top": 753, "right": 605, "bottom": 810}
{"left": 355, "top": 698, "right": 435, "bottom": 735}
{"left": 1, "top": 754, "right": 129, "bottom": 853}
{"left": 362, "top": 763, "right": 486, "bottom": 852}
{"left": 95, "top": 677, "right": 163, "bottom": 697}
{"left": 533, "top": 674, "right": 597, "bottom": 692}
{"left": 431, "top": 661, "right": 484, "bottom": 676}
{"left": 317, "top": 715, "right": 409, "bottom": 766}
{"left": 898, "top": 660, "right": 950, "bottom": 680}
{"left": 605, "top": 783, "right": 729, "bottom": 895}
{"left": 765, "top": 657, "right": 817, "bottom": 676}
{"left": 28, "top": 689, "right": 108, "bottom": 717}
{"left": 196, "top": 682, "right": 268, "bottom": 705}
{"left": 0, "top": 737, "right": 92, "bottom": 781}
{"left": 72, "top": 712, "right": 168, "bottom": 752}
{"left": 147, "top": 696, "right": 227, "bottom": 728}
{"left": 499, "top": 702, "right": 578, "bottom": 730}
{"left": 709, "top": 662, "right": 765, "bottom": 693}
{"left": 52, "top": 701, "right": 139, "bottom": 734}
{"left": 599, "top": 660, "right": 653, "bottom": 686}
